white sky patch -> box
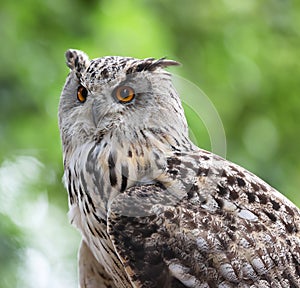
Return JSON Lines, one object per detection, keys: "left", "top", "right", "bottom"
{"left": 0, "top": 155, "right": 80, "bottom": 288}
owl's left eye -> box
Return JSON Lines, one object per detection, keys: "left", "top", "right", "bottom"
{"left": 114, "top": 85, "right": 135, "bottom": 103}
{"left": 77, "top": 85, "right": 88, "bottom": 103}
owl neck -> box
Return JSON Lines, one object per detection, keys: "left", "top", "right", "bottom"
{"left": 102, "top": 126, "right": 196, "bottom": 188}
{"left": 65, "top": 125, "right": 196, "bottom": 220}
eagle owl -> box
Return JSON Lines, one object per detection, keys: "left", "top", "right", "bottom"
{"left": 58, "top": 49, "right": 300, "bottom": 288}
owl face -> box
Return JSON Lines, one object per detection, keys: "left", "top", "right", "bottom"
{"left": 58, "top": 49, "right": 187, "bottom": 153}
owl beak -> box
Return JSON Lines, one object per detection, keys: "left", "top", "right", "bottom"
{"left": 92, "top": 100, "right": 101, "bottom": 127}
{"left": 92, "top": 99, "right": 109, "bottom": 128}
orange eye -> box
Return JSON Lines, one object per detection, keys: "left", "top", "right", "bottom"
{"left": 114, "top": 86, "right": 135, "bottom": 103}
{"left": 77, "top": 86, "right": 88, "bottom": 103}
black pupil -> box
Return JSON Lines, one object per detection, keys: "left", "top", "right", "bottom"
{"left": 120, "top": 88, "right": 131, "bottom": 99}
{"left": 81, "top": 87, "right": 88, "bottom": 98}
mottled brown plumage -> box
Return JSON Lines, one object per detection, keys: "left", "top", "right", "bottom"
{"left": 59, "top": 49, "right": 300, "bottom": 287}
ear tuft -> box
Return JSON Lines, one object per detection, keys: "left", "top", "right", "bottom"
{"left": 155, "top": 58, "right": 181, "bottom": 69}
{"left": 134, "top": 58, "right": 180, "bottom": 73}
{"left": 65, "top": 49, "right": 90, "bottom": 73}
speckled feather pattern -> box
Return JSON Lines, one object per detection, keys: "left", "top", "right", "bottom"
{"left": 59, "top": 49, "right": 300, "bottom": 288}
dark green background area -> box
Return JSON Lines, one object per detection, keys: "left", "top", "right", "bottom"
{"left": 1, "top": 0, "right": 300, "bottom": 287}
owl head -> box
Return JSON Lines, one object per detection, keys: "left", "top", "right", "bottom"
{"left": 58, "top": 49, "right": 188, "bottom": 155}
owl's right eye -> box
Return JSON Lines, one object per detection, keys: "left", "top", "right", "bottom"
{"left": 77, "top": 86, "right": 88, "bottom": 103}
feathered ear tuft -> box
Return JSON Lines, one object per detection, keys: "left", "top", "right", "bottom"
{"left": 65, "top": 49, "right": 90, "bottom": 74}
{"left": 129, "top": 57, "right": 180, "bottom": 74}
{"left": 151, "top": 58, "right": 181, "bottom": 69}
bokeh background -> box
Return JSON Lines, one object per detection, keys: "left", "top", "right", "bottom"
{"left": 1, "top": 0, "right": 300, "bottom": 287}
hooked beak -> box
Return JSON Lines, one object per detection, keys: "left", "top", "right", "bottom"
{"left": 92, "top": 99, "right": 100, "bottom": 127}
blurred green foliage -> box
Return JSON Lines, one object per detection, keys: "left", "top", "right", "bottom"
{"left": 1, "top": 0, "right": 300, "bottom": 287}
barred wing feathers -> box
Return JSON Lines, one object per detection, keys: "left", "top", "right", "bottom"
{"left": 108, "top": 150, "right": 300, "bottom": 287}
